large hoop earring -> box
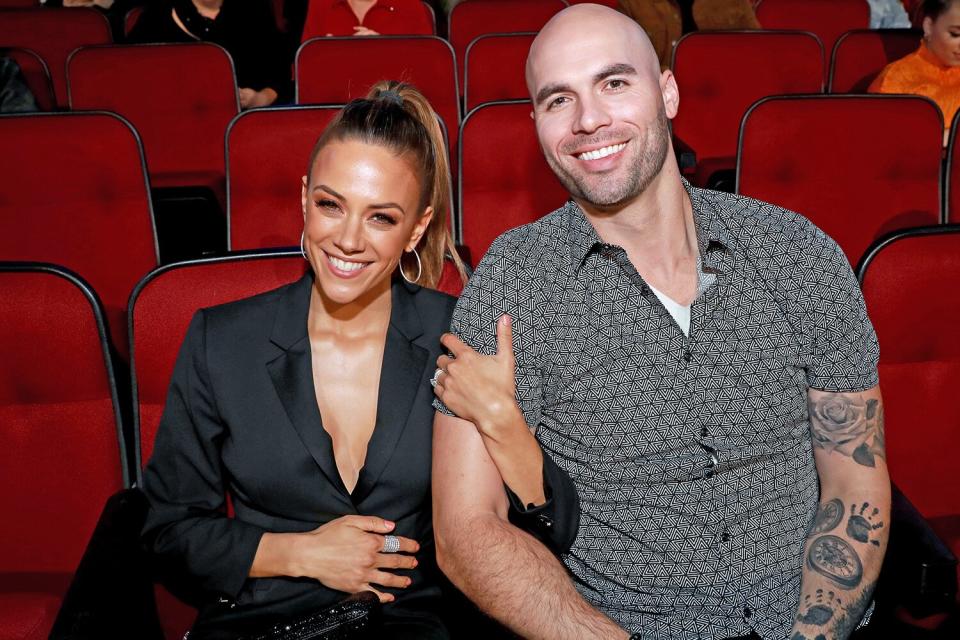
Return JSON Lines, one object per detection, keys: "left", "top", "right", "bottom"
{"left": 300, "top": 231, "right": 308, "bottom": 261}
{"left": 400, "top": 248, "right": 422, "bottom": 284}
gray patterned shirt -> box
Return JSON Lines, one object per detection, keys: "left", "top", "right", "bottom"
{"left": 436, "top": 183, "right": 879, "bottom": 639}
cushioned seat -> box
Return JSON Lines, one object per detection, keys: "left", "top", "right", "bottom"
{"left": 0, "top": 592, "right": 63, "bottom": 640}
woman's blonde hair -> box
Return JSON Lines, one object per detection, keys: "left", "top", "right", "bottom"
{"left": 306, "top": 80, "right": 467, "bottom": 290}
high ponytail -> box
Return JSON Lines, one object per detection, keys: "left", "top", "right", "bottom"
{"left": 306, "top": 80, "right": 467, "bottom": 290}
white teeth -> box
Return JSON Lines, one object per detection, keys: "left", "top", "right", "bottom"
{"left": 578, "top": 142, "right": 627, "bottom": 161}
{"left": 327, "top": 255, "right": 367, "bottom": 272}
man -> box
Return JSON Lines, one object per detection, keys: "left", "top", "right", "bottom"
{"left": 431, "top": 4, "right": 890, "bottom": 640}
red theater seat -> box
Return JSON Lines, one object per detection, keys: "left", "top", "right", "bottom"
{"left": 227, "top": 105, "right": 341, "bottom": 251}
{"left": 755, "top": 0, "right": 870, "bottom": 62}
{"left": 448, "top": 0, "right": 564, "bottom": 87}
{"left": 0, "top": 0, "right": 40, "bottom": 7}
{"left": 0, "top": 7, "right": 110, "bottom": 106}
{"left": 463, "top": 32, "right": 536, "bottom": 112}
{"left": 671, "top": 30, "right": 823, "bottom": 189}
{"left": 459, "top": 100, "right": 567, "bottom": 264}
{"left": 949, "top": 112, "right": 959, "bottom": 224}
{"left": 295, "top": 36, "right": 459, "bottom": 169}
{"left": 0, "top": 112, "right": 158, "bottom": 358}
{"left": 1, "top": 47, "right": 55, "bottom": 111}
{"left": 859, "top": 227, "right": 960, "bottom": 583}
{"left": 68, "top": 43, "right": 239, "bottom": 201}
{"left": 737, "top": 95, "right": 942, "bottom": 269}
{"left": 0, "top": 264, "right": 126, "bottom": 639}
{"left": 829, "top": 28, "right": 921, "bottom": 93}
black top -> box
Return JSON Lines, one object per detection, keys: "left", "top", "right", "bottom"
{"left": 128, "top": 0, "right": 289, "bottom": 96}
{"left": 677, "top": 0, "right": 697, "bottom": 33}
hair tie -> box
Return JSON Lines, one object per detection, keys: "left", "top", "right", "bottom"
{"left": 377, "top": 89, "right": 404, "bottom": 106}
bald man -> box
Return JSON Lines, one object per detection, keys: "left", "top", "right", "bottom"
{"left": 431, "top": 5, "right": 889, "bottom": 639}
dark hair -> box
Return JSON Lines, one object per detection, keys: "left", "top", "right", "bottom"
{"left": 923, "top": 0, "right": 958, "bottom": 19}
{"left": 306, "top": 81, "right": 467, "bottom": 290}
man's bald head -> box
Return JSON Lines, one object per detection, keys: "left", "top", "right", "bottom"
{"left": 526, "top": 4, "right": 661, "bottom": 96}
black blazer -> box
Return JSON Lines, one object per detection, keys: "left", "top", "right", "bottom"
{"left": 141, "top": 273, "right": 456, "bottom": 631}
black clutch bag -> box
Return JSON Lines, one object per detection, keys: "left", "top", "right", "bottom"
{"left": 238, "top": 592, "right": 380, "bottom": 640}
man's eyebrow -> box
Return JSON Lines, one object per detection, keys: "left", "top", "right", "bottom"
{"left": 534, "top": 63, "right": 639, "bottom": 106}
{"left": 592, "top": 63, "right": 638, "bottom": 84}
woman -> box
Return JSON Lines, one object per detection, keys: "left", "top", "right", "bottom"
{"left": 128, "top": 0, "right": 288, "bottom": 108}
{"left": 869, "top": 0, "right": 960, "bottom": 146}
{"left": 300, "top": 0, "right": 433, "bottom": 40}
{"left": 141, "top": 81, "right": 485, "bottom": 638}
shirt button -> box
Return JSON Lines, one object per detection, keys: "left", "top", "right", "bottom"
{"left": 721, "top": 530, "right": 730, "bottom": 542}
{"left": 700, "top": 426, "right": 709, "bottom": 437}
{"left": 683, "top": 351, "right": 692, "bottom": 362}
{"left": 743, "top": 606, "right": 752, "bottom": 618}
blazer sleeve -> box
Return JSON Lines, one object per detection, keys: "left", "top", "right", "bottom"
{"left": 141, "top": 310, "right": 267, "bottom": 603}
{"left": 505, "top": 449, "right": 580, "bottom": 555}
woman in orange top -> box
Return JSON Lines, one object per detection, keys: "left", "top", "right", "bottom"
{"left": 869, "top": 0, "right": 960, "bottom": 146}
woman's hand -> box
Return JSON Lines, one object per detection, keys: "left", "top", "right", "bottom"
{"left": 434, "top": 315, "right": 524, "bottom": 442}
{"left": 353, "top": 26, "right": 380, "bottom": 36}
{"left": 272, "top": 515, "right": 419, "bottom": 603}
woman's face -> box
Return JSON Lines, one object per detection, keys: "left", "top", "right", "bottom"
{"left": 925, "top": 3, "right": 960, "bottom": 67}
{"left": 301, "top": 139, "right": 433, "bottom": 306}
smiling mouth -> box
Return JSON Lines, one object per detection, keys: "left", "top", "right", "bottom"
{"left": 576, "top": 142, "right": 627, "bottom": 161}
{"left": 326, "top": 253, "right": 369, "bottom": 274}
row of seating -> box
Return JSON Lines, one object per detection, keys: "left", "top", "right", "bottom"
{"left": 3, "top": 96, "right": 959, "bottom": 354}
{"left": 4, "top": 219, "right": 958, "bottom": 637}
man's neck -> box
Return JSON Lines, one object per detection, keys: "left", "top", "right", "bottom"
{"left": 576, "top": 162, "right": 701, "bottom": 305}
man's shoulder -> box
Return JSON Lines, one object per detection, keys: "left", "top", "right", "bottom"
{"left": 471, "top": 205, "right": 573, "bottom": 281}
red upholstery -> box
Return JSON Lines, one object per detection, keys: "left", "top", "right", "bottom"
{"left": 949, "top": 112, "right": 959, "bottom": 224}
{"left": 755, "top": 0, "right": 870, "bottom": 61}
{"left": 130, "top": 253, "right": 308, "bottom": 468}
{"left": 68, "top": 43, "right": 239, "bottom": 199}
{"left": 227, "top": 106, "right": 341, "bottom": 251}
{"left": 737, "top": 95, "right": 942, "bottom": 268}
{"left": 459, "top": 101, "right": 567, "bottom": 264}
{"left": 671, "top": 30, "right": 823, "bottom": 188}
{"left": 860, "top": 228, "right": 960, "bottom": 578}
{"left": 1, "top": 47, "right": 55, "bottom": 111}
{"left": 463, "top": 33, "right": 536, "bottom": 112}
{"left": 448, "top": 0, "right": 565, "bottom": 87}
{"left": 829, "top": 29, "right": 921, "bottom": 93}
{"left": 0, "top": 8, "right": 110, "bottom": 106}
{"left": 154, "top": 583, "right": 196, "bottom": 640}
{"left": 0, "top": 593, "right": 61, "bottom": 640}
{"left": 0, "top": 265, "right": 125, "bottom": 636}
{"left": 0, "top": 0, "right": 41, "bottom": 7}
{"left": 295, "top": 36, "right": 459, "bottom": 171}
{"left": 0, "top": 112, "right": 158, "bottom": 358}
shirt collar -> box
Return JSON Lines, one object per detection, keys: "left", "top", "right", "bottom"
{"left": 567, "top": 178, "right": 735, "bottom": 273}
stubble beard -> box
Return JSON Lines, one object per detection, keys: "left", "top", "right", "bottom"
{"left": 546, "top": 106, "right": 671, "bottom": 209}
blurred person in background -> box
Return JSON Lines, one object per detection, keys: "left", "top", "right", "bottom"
{"left": 300, "top": 0, "right": 434, "bottom": 39}
{"left": 867, "top": 0, "right": 912, "bottom": 28}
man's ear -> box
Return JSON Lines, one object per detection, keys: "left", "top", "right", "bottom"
{"left": 660, "top": 70, "right": 679, "bottom": 120}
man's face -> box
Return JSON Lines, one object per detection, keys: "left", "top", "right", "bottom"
{"left": 528, "top": 30, "right": 676, "bottom": 208}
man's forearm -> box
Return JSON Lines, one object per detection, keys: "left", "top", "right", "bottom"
{"left": 790, "top": 491, "right": 890, "bottom": 640}
{"left": 436, "top": 512, "right": 628, "bottom": 640}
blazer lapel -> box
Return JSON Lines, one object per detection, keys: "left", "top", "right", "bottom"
{"left": 266, "top": 274, "right": 350, "bottom": 497}
{"left": 352, "top": 281, "right": 430, "bottom": 503}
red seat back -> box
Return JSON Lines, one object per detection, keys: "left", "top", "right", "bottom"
{"left": 755, "top": 0, "right": 870, "bottom": 59}
{"left": 2, "top": 47, "right": 55, "bottom": 111}
{"left": 295, "top": 36, "right": 459, "bottom": 168}
{"left": 227, "top": 106, "right": 342, "bottom": 251}
{"left": 68, "top": 43, "right": 239, "bottom": 193}
{"left": 829, "top": 29, "right": 921, "bottom": 93}
{"left": 0, "top": 8, "right": 110, "bottom": 106}
{"left": 0, "top": 1, "right": 41, "bottom": 6}
{"left": 448, "top": 0, "right": 564, "bottom": 87}
{"left": 737, "top": 95, "right": 942, "bottom": 269}
{"left": 949, "top": 112, "right": 959, "bottom": 224}
{"left": 0, "top": 264, "right": 125, "bottom": 576}
{"left": 671, "top": 30, "right": 823, "bottom": 188}
{"left": 464, "top": 32, "right": 536, "bottom": 112}
{"left": 130, "top": 253, "right": 309, "bottom": 468}
{"left": 459, "top": 101, "right": 567, "bottom": 264}
{"left": 0, "top": 112, "right": 158, "bottom": 357}
{"left": 859, "top": 227, "right": 960, "bottom": 519}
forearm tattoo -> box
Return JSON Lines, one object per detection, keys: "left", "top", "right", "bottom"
{"left": 809, "top": 393, "right": 885, "bottom": 467}
{"left": 796, "top": 499, "right": 886, "bottom": 637}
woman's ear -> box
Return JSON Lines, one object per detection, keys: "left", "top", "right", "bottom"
{"left": 407, "top": 206, "right": 434, "bottom": 252}
{"left": 922, "top": 16, "right": 933, "bottom": 40}
{"left": 301, "top": 176, "right": 308, "bottom": 219}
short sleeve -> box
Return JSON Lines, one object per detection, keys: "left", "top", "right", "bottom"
{"left": 801, "top": 232, "right": 880, "bottom": 392}
{"left": 433, "top": 237, "right": 547, "bottom": 430}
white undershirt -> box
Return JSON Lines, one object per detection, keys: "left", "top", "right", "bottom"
{"left": 647, "top": 282, "right": 691, "bottom": 336}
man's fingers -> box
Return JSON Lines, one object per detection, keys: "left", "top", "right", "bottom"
{"left": 437, "top": 354, "right": 453, "bottom": 370}
{"left": 495, "top": 314, "right": 515, "bottom": 362}
{"left": 440, "top": 332, "right": 470, "bottom": 357}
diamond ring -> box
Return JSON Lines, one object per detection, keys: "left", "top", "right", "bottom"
{"left": 382, "top": 534, "right": 400, "bottom": 553}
